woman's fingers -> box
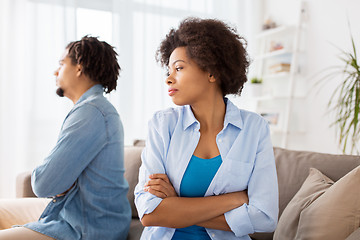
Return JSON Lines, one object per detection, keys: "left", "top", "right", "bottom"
{"left": 145, "top": 178, "right": 169, "bottom": 189}
{"left": 149, "top": 174, "right": 171, "bottom": 183}
{"left": 144, "top": 173, "right": 177, "bottom": 198}
{"left": 144, "top": 180, "right": 168, "bottom": 194}
{"left": 144, "top": 186, "right": 167, "bottom": 198}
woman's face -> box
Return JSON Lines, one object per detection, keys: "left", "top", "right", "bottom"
{"left": 166, "top": 47, "right": 213, "bottom": 106}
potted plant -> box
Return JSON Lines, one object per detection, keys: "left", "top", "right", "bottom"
{"left": 248, "top": 77, "right": 263, "bottom": 97}
{"left": 320, "top": 26, "right": 360, "bottom": 154}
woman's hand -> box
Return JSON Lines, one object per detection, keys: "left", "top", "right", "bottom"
{"left": 144, "top": 174, "right": 177, "bottom": 199}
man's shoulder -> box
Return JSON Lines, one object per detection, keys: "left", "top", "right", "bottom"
{"left": 75, "top": 95, "right": 118, "bottom": 117}
{"left": 64, "top": 97, "right": 121, "bottom": 134}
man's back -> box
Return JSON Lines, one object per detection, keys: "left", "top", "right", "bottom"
{"left": 28, "top": 85, "right": 131, "bottom": 240}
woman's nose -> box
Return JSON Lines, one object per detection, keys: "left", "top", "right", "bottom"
{"left": 166, "top": 75, "right": 174, "bottom": 85}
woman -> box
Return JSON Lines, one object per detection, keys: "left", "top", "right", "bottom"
{"left": 134, "top": 18, "right": 278, "bottom": 240}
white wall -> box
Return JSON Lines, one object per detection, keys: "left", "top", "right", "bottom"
{"left": 262, "top": 0, "right": 360, "bottom": 154}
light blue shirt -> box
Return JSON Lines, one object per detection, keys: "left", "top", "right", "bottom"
{"left": 134, "top": 98, "right": 279, "bottom": 240}
{"left": 24, "top": 84, "right": 131, "bottom": 240}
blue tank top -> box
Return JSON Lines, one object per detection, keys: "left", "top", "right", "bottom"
{"left": 172, "top": 154, "right": 222, "bottom": 240}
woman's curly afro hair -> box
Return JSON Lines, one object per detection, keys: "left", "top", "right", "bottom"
{"left": 156, "top": 17, "right": 250, "bottom": 96}
{"left": 66, "top": 35, "right": 120, "bottom": 94}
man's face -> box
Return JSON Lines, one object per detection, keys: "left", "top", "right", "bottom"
{"left": 54, "top": 49, "right": 79, "bottom": 97}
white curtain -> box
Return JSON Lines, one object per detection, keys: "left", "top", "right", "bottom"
{"left": 0, "top": 0, "right": 76, "bottom": 197}
{"left": 0, "top": 0, "right": 253, "bottom": 197}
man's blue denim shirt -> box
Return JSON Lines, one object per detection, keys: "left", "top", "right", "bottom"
{"left": 24, "top": 84, "right": 131, "bottom": 240}
{"left": 135, "top": 98, "right": 279, "bottom": 240}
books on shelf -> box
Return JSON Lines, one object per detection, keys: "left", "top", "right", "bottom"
{"left": 269, "top": 63, "right": 291, "bottom": 73}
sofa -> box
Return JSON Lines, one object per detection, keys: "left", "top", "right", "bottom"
{"left": 0, "top": 141, "right": 359, "bottom": 240}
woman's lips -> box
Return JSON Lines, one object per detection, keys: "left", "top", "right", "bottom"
{"left": 168, "top": 88, "right": 178, "bottom": 96}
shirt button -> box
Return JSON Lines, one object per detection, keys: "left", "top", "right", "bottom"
{"left": 218, "top": 139, "right": 223, "bottom": 143}
{"left": 52, "top": 199, "right": 57, "bottom": 203}
{"left": 211, "top": 233, "right": 215, "bottom": 237}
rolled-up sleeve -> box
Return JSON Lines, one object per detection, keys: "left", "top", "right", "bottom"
{"left": 134, "top": 115, "right": 169, "bottom": 220}
{"left": 31, "top": 104, "right": 107, "bottom": 198}
{"left": 224, "top": 123, "right": 279, "bottom": 237}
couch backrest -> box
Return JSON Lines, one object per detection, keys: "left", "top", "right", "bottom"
{"left": 274, "top": 147, "right": 360, "bottom": 217}
{"left": 124, "top": 146, "right": 143, "bottom": 218}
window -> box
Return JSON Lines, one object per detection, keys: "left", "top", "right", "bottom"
{"left": 76, "top": 8, "right": 112, "bottom": 42}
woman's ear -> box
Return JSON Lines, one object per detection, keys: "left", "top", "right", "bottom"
{"left": 209, "top": 74, "right": 216, "bottom": 83}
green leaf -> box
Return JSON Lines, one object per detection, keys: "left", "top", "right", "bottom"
{"left": 317, "top": 20, "right": 360, "bottom": 154}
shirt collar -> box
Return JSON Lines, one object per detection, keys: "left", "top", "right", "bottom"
{"left": 223, "top": 98, "right": 243, "bottom": 130}
{"left": 75, "top": 84, "right": 103, "bottom": 105}
{"left": 182, "top": 105, "right": 199, "bottom": 131}
{"left": 182, "top": 98, "right": 243, "bottom": 131}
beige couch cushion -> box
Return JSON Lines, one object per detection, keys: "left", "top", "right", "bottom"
{"left": 346, "top": 227, "right": 360, "bottom": 240}
{"left": 274, "top": 147, "right": 360, "bottom": 217}
{"left": 241, "top": 148, "right": 360, "bottom": 240}
{"left": 274, "top": 168, "right": 334, "bottom": 240}
{"left": 295, "top": 165, "right": 360, "bottom": 239}
{"left": 124, "top": 146, "right": 143, "bottom": 218}
{"left": 16, "top": 171, "right": 36, "bottom": 198}
{"left": 0, "top": 198, "right": 50, "bottom": 229}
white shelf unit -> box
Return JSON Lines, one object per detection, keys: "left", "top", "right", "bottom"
{"left": 255, "top": 48, "right": 293, "bottom": 60}
{"left": 247, "top": 3, "right": 307, "bottom": 148}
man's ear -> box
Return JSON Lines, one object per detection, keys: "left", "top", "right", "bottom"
{"left": 76, "top": 64, "right": 83, "bottom": 77}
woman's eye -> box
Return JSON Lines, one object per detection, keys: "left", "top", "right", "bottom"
{"left": 166, "top": 71, "right": 170, "bottom": 76}
{"left": 176, "top": 67, "right": 183, "bottom": 71}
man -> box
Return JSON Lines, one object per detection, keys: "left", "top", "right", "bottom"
{"left": 0, "top": 36, "right": 131, "bottom": 239}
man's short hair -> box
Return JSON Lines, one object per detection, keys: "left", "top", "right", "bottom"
{"left": 66, "top": 36, "right": 120, "bottom": 94}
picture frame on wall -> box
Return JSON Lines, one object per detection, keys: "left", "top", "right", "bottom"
{"left": 261, "top": 112, "right": 280, "bottom": 128}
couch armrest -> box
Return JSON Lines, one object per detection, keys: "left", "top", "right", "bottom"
{"left": 0, "top": 198, "right": 50, "bottom": 229}
{"left": 16, "top": 171, "right": 36, "bottom": 198}
{"left": 346, "top": 228, "right": 360, "bottom": 240}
